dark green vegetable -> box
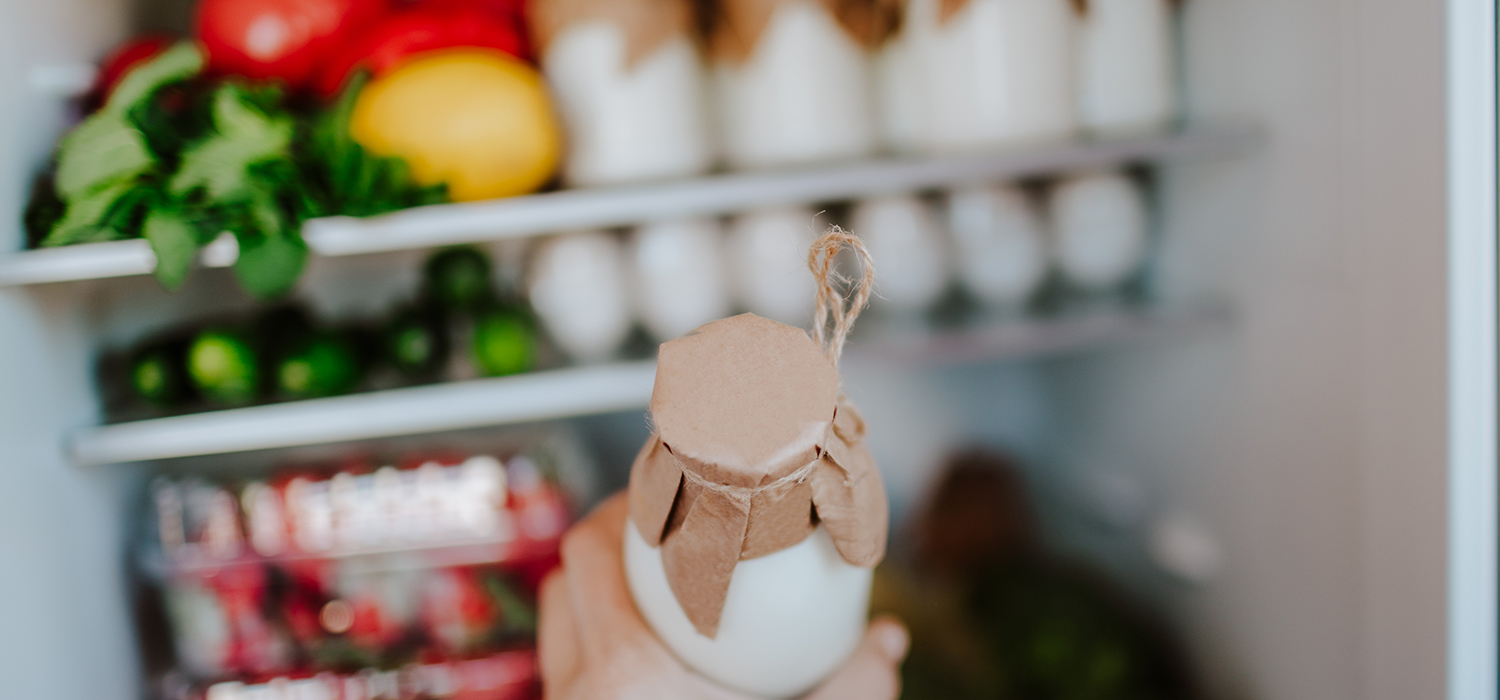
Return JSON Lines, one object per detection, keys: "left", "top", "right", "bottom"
{"left": 187, "top": 329, "right": 259, "bottom": 405}
{"left": 472, "top": 307, "right": 535, "bottom": 377}
{"left": 276, "top": 333, "right": 362, "bottom": 399}
{"left": 425, "top": 247, "right": 494, "bottom": 312}
{"left": 128, "top": 342, "right": 188, "bottom": 407}
{"left": 384, "top": 305, "right": 448, "bottom": 379}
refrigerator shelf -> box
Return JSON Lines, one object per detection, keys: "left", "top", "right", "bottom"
{"left": 2, "top": 124, "right": 1259, "bottom": 287}
{"left": 68, "top": 303, "right": 1228, "bottom": 466}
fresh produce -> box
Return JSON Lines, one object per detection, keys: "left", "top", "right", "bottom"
{"left": 194, "top": 0, "right": 389, "bottom": 89}
{"left": 384, "top": 306, "right": 449, "bottom": 378}
{"left": 349, "top": 49, "right": 562, "bottom": 201}
{"left": 276, "top": 332, "right": 364, "bottom": 398}
{"left": 188, "top": 329, "right": 261, "bottom": 405}
{"left": 89, "top": 34, "right": 174, "bottom": 107}
{"left": 314, "top": 4, "right": 528, "bottom": 98}
{"left": 472, "top": 307, "right": 535, "bottom": 377}
{"left": 30, "top": 43, "right": 442, "bottom": 298}
{"left": 129, "top": 342, "right": 189, "bottom": 407}
{"left": 425, "top": 246, "right": 495, "bottom": 311}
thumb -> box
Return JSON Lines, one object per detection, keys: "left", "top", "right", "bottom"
{"left": 803, "top": 616, "right": 908, "bottom": 700}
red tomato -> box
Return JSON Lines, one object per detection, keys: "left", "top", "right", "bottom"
{"left": 313, "top": 4, "right": 527, "bottom": 99}
{"left": 195, "top": 0, "right": 391, "bottom": 89}
{"left": 419, "top": 0, "right": 527, "bottom": 23}
{"left": 91, "top": 35, "right": 175, "bottom": 104}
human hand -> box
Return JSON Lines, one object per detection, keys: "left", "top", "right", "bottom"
{"left": 538, "top": 493, "right": 907, "bottom": 700}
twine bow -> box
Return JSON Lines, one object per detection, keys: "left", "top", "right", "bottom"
{"left": 807, "top": 227, "right": 875, "bottom": 369}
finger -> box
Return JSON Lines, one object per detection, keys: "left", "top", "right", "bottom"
{"left": 537, "top": 570, "right": 581, "bottom": 698}
{"left": 803, "top": 616, "right": 908, "bottom": 700}
{"left": 559, "top": 493, "right": 661, "bottom": 662}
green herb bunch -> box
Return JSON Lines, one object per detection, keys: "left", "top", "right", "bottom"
{"left": 27, "top": 43, "right": 444, "bottom": 299}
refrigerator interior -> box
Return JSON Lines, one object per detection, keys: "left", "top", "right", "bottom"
{"left": 0, "top": 0, "right": 1451, "bottom": 699}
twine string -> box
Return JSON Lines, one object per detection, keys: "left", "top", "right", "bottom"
{"left": 670, "top": 442, "right": 823, "bottom": 497}
{"left": 808, "top": 227, "right": 875, "bottom": 369}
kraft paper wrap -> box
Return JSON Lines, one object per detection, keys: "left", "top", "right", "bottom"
{"left": 627, "top": 313, "right": 889, "bottom": 638}
{"left": 709, "top": 0, "right": 902, "bottom": 63}
{"left": 529, "top": 0, "right": 696, "bottom": 68}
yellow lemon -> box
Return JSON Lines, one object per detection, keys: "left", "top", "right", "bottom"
{"left": 350, "top": 49, "right": 561, "bottom": 202}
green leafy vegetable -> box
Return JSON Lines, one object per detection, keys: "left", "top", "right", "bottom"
{"left": 44, "top": 178, "right": 143, "bottom": 246}
{"left": 31, "top": 48, "right": 445, "bottom": 299}
{"left": 142, "top": 208, "right": 206, "bottom": 291}
{"left": 232, "top": 224, "right": 307, "bottom": 299}
{"left": 54, "top": 113, "right": 153, "bottom": 200}
{"left": 170, "top": 84, "right": 293, "bottom": 201}
{"left": 103, "top": 42, "right": 204, "bottom": 116}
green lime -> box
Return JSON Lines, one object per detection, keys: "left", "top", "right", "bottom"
{"left": 425, "top": 247, "right": 493, "bottom": 311}
{"left": 277, "top": 335, "right": 361, "bottom": 399}
{"left": 188, "top": 330, "right": 259, "bottom": 405}
{"left": 384, "top": 307, "right": 448, "bottom": 378}
{"left": 473, "top": 310, "right": 534, "bottom": 377}
{"left": 130, "top": 348, "right": 181, "bottom": 406}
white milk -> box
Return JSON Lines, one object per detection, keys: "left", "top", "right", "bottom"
{"left": 629, "top": 218, "right": 732, "bottom": 341}
{"left": 714, "top": 1, "right": 876, "bottom": 168}
{"left": 902, "top": 0, "right": 1079, "bottom": 152}
{"left": 726, "top": 207, "right": 819, "bottom": 325}
{"left": 1078, "top": 0, "right": 1175, "bottom": 135}
{"left": 851, "top": 195, "right": 948, "bottom": 312}
{"left": 947, "top": 185, "right": 1049, "bottom": 306}
{"left": 544, "top": 23, "right": 714, "bottom": 186}
{"left": 527, "top": 231, "right": 633, "bottom": 362}
{"left": 624, "top": 520, "right": 873, "bottom": 698}
{"left": 874, "top": 33, "right": 923, "bottom": 154}
{"left": 1047, "top": 171, "right": 1149, "bottom": 290}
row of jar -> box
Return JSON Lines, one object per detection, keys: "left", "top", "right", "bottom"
{"left": 535, "top": 0, "right": 1178, "bottom": 187}
{"left": 528, "top": 169, "right": 1150, "bottom": 363}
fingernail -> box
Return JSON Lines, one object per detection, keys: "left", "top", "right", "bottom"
{"left": 877, "top": 623, "right": 909, "bottom": 662}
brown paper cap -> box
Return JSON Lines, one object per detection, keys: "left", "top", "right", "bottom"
{"left": 709, "top": 0, "right": 901, "bottom": 63}
{"left": 628, "top": 314, "right": 889, "bottom": 638}
{"left": 529, "top": 0, "right": 696, "bottom": 68}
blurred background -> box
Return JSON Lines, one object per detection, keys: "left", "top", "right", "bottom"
{"left": 0, "top": 0, "right": 1461, "bottom": 699}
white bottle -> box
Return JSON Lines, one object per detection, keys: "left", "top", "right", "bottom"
{"left": 726, "top": 207, "right": 819, "bottom": 325}
{"left": 624, "top": 314, "right": 888, "bottom": 698}
{"left": 1078, "top": 0, "right": 1176, "bottom": 136}
{"left": 527, "top": 231, "right": 634, "bottom": 362}
{"left": 629, "top": 218, "right": 732, "bottom": 341}
{"left": 531, "top": 0, "right": 714, "bottom": 186}
{"left": 947, "top": 185, "right": 1049, "bottom": 306}
{"left": 873, "top": 31, "right": 923, "bottom": 154}
{"left": 1048, "top": 171, "right": 1149, "bottom": 290}
{"left": 850, "top": 195, "right": 948, "bottom": 312}
{"left": 901, "top": 0, "right": 1080, "bottom": 152}
{"left": 712, "top": 0, "right": 877, "bottom": 168}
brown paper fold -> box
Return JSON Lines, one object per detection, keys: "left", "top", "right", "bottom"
{"left": 529, "top": 0, "right": 696, "bottom": 68}
{"left": 628, "top": 314, "right": 888, "bottom": 638}
{"left": 709, "top": 0, "right": 901, "bottom": 63}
